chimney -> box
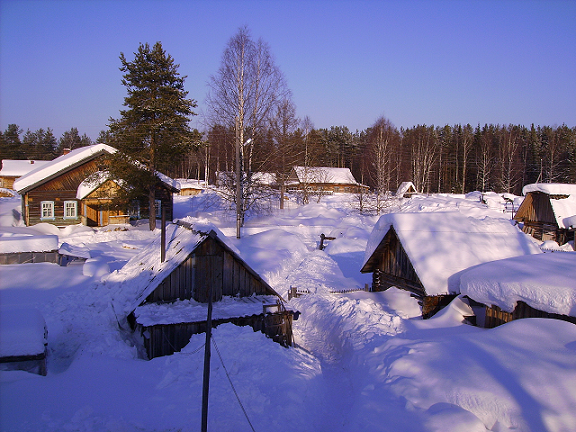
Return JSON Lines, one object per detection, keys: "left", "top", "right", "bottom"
{"left": 62, "top": 148, "right": 71, "bottom": 155}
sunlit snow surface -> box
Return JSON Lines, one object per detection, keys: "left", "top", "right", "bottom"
{"left": 1, "top": 191, "right": 575, "bottom": 432}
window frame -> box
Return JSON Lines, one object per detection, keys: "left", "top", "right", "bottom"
{"left": 40, "top": 201, "right": 55, "bottom": 220}
{"left": 63, "top": 200, "right": 78, "bottom": 219}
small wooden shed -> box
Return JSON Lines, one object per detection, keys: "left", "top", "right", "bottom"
{"left": 361, "top": 212, "right": 541, "bottom": 318}
{"left": 514, "top": 183, "right": 576, "bottom": 247}
{"left": 176, "top": 179, "right": 206, "bottom": 196}
{"left": 460, "top": 252, "right": 576, "bottom": 328}
{"left": 109, "top": 221, "right": 296, "bottom": 359}
{"left": 395, "top": 181, "right": 418, "bottom": 198}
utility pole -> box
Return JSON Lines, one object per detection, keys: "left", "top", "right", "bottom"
{"left": 201, "top": 285, "right": 213, "bottom": 432}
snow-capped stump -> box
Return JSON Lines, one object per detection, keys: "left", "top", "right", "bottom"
{"left": 0, "top": 306, "right": 48, "bottom": 376}
{"left": 460, "top": 252, "right": 576, "bottom": 328}
{"left": 514, "top": 183, "right": 576, "bottom": 248}
{"left": 361, "top": 212, "right": 541, "bottom": 318}
{"left": 105, "top": 220, "right": 296, "bottom": 359}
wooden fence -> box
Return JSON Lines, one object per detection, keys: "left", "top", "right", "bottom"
{"left": 288, "top": 284, "right": 371, "bottom": 299}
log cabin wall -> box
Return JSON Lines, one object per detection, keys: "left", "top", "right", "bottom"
{"left": 24, "top": 159, "right": 102, "bottom": 226}
{"left": 136, "top": 184, "right": 175, "bottom": 221}
{"left": 372, "top": 227, "right": 425, "bottom": 297}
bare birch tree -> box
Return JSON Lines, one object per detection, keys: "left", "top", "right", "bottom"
{"left": 206, "top": 26, "right": 289, "bottom": 235}
{"left": 366, "top": 117, "right": 397, "bottom": 213}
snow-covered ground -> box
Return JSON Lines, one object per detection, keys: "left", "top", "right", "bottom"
{"left": 1, "top": 191, "right": 576, "bottom": 432}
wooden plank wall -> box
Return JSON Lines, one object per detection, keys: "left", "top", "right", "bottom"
{"left": 0, "top": 251, "right": 62, "bottom": 265}
{"left": 144, "top": 236, "right": 273, "bottom": 305}
{"left": 141, "top": 311, "right": 295, "bottom": 359}
{"left": 484, "top": 305, "right": 513, "bottom": 328}
{"left": 484, "top": 302, "right": 576, "bottom": 328}
{"left": 146, "top": 254, "right": 195, "bottom": 303}
{"left": 372, "top": 227, "right": 425, "bottom": 297}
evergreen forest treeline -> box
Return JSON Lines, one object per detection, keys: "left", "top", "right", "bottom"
{"left": 189, "top": 122, "right": 576, "bottom": 196}
{"left": 2, "top": 122, "right": 575, "bottom": 196}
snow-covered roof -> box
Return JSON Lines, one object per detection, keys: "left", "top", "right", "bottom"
{"left": 396, "top": 182, "right": 418, "bottom": 196}
{"left": 521, "top": 183, "right": 576, "bottom": 229}
{"left": 176, "top": 179, "right": 206, "bottom": 189}
{"left": 134, "top": 295, "right": 281, "bottom": 326}
{"left": 0, "top": 160, "right": 50, "bottom": 177}
{"left": 103, "top": 222, "right": 212, "bottom": 316}
{"left": 0, "top": 306, "right": 47, "bottom": 357}
{"left": 252, "top": 172, "right": 277, "bottom": 186}
{"left": 103, "top": 220, "right": 271, "bottom": 318}
{"left": 522, "top": 183, "right": 576, "bottom": 196}
{"left": 362, "top": 212, "right": 541, "bottom": 296}
{"left": 76, "top": 171, "right": 119, "bottom": 200}
{"left": 292, "top": 166, "right": 359, "bottom": 185}
{"left": 0, "top": 232, "right": 58, "bottom": 253}
{"left": 155, "top": 170, "right": 180, "bottom": 192}
{"left": 461, "top": 252, "right": 576, "bottom": 316}
{"left": 215, "top": 172, "right": 277, "bottom": 186}
{"left": 13, "top": 144, "right": 116, "bottom": 193}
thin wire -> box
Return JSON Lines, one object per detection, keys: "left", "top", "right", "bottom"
{"left": 211, "top": 336, "right": 256, "bottom": 432}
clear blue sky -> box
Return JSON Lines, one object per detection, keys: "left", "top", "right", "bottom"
{"left": 1, "top": 0, "right": 575, "bottom": 141}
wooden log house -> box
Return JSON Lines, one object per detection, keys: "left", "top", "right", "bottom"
{"left": 513, "top": 183, "right": 576, "bottom": 248}
{"left": 287, "top": 166, "right": 368, "bottom": 194}
{"left": 13, "top": 144, "right": 179, "bottom": 227}
{"left": 361, "top": 212, "right": 541, "bottom": 318}
{"left": 111, "top": 221, "right": 296, "bottom": 359}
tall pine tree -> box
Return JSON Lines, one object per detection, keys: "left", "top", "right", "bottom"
{"left": 108, "top": 42, "right": 198, "bottom": 230}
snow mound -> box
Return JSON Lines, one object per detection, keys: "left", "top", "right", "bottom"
{"left": 0, "top": 306, "right": 46, "bottom": 357}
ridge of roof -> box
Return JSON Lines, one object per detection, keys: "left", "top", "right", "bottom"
{"left": 14, "top": 144, "right": 116, "bottom": 193}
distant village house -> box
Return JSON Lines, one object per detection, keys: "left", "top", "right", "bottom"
{"left": 395, "top": 181, "right": 418, "bottom": 198}
{"left": 0, "top": 159, "right": 50, "bottom": 195}
{"left": 287, "top": 166, "right": 367, "bottom": 194}
{"left": 514, "top": 183, "right": 576, "bottom": 248}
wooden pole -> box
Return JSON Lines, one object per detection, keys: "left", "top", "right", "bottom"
{"left": 161, "top": 207, "right": 166, "bottom": 263}
{"left": 201, "top": 285, "right": 213, "bottom": 432}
